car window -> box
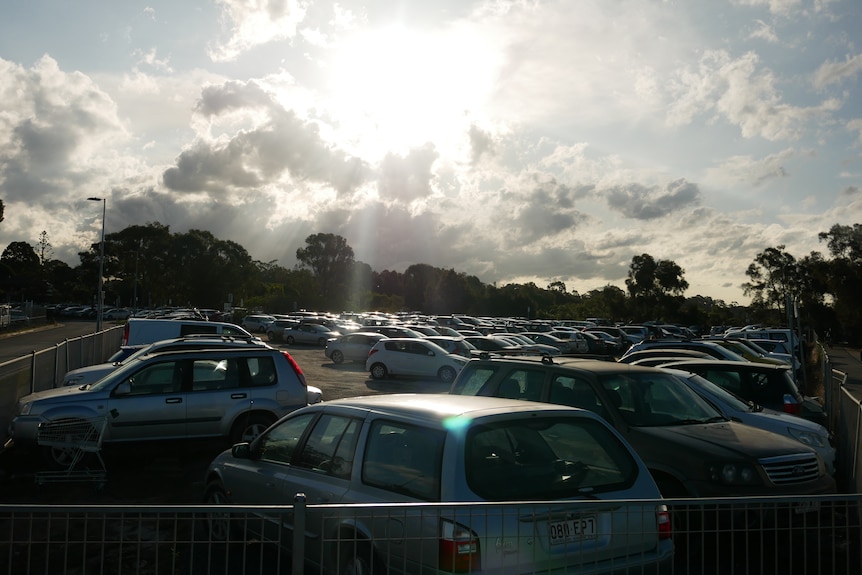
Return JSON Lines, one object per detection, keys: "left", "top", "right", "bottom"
{"left": 494, "top": 369, "right": 545, "bottom": 401}
{"left": 180, "top": 324, "right": 219, "bottom": 336}
{"left": 466, "top": 417, "right": 638, "bottom": 500}
{"left": 121, "top": 360, "right": 183, "bottom": 395}
{"left": 598, "top": 372, "right": 720, "bottom": 427}
{"left": 296, "top": 414, "right": 361, "bottom": 479}
{"left": 362, "top": 421, "right": 444, "bottom": 501}
{"left": 451, "top": 364, "right": 496, "bottom": 395}
{"left": 548, "top": 375, "right": 609, "bottom": 419}
{"left": 258, "top": 412, "right": 317, "bottom": 464}
{"left": 246, "top": 356, "right": 277, "bottom": 387}
{"left": 703, "top": 368, "right": 744, "bottom": 396}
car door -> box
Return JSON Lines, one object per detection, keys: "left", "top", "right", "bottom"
{"left": 343, "top": 334, "right": 374, "bottom": 362}
{"left": 184, "top": 355, "right": 252, "bottom": 438}
{"left": 106, "top": 358, "right": 187, "bottom": 441}
{"left": 404, "top": 340, "right": 438, "bottom": 376}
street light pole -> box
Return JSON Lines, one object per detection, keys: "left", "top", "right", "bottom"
{"left": 88, "top": 197, "right": 106, "bottom": 331}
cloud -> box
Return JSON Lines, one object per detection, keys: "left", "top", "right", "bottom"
{"left": 209, "top": 0, "right": 308, "bottom": 61}
{"left": 603, "top": 179, "right": 701, "bottom": 220}
{"left": 0, "top": 56, "right": 127, "bottom": 203}
{"left": 667, "top": 50, "right": 841, "bottom": 141}
{"left": 813, "top": 53, "right": 862, "bottom": 90}
{"left": 730, "top": 0, "right": 803, "bottom": 16}
{"left": 377, "top": 145, "right": 439, "bottom": 203}
{"left": 704, "top": 148, "right": 802, "bottom": 187}
{"left": 163, "top": 82, "right": 369, "bottom": 196}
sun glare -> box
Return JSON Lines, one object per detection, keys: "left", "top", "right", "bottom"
{"left": 327, "top": 25, "right": 498, "bottom": 157}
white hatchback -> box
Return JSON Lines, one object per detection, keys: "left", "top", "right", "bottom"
{"left": 366, "top": 338, "right": 469, "bottom": 383}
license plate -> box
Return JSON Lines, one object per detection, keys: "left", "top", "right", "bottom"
{"left": 548, "top": 516, "right": 597, "bottom": 544}
{"left": 794, "top": 501, "right": 820, "bottom": 514}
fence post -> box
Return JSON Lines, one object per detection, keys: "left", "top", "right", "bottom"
{"left": 293, "top": 493, "right": 306, "bottom": 575}
{"left": 29, "top": 351, "right": 36, "bottom": 394}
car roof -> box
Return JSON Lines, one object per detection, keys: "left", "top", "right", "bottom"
{"left": 320, "top": 393, "right": 589, "bottom": 422}
{"left": 469, "top": 355, "right": 661, "bottom": 374}
{"left": 658, "top": 359, "right": 791, "bottom": 372}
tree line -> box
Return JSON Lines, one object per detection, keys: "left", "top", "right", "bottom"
{"left": 1, "top": 218, "right": 860, "bottom": 343}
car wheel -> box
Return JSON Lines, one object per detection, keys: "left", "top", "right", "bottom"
{"left": 230, "top": 413, "right": 275, "bottom": 444}
{"left": 204, "top": 481, "right": 234, "bottom": 542}
{"left": 331, "top": 350, "right": 344, "bottom": 364}
{"left": 286, "top": 335, "right": 296, "bottom": 345}
{"left": 39, "top": 418, "right": 97, "bottom": 469}
{"left": 267, "top": 331, "right": 276, "bottom": 342}
{"left": 369, "top": 363, "right": 388, "bottom": 380}
{"left": 338, "top": 539, "right": 381, "bottom": 575}
{"left": 438, "top": 366, "right": 457, "bottom": 383}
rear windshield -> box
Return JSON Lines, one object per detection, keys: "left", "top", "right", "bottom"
{"left": 466, "top": 417, "right": 638, "bottom": 500}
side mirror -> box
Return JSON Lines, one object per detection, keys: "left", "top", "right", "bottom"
{"left": 231, "top": 443, "right": 253, "bottom": 459}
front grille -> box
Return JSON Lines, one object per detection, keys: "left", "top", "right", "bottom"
{"left": 759, "top": 453, "right": 821, "bottom": 484}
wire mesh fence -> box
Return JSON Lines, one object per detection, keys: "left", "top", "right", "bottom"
{"left": 1, "top": 495, "right": 860, "bottom": 575}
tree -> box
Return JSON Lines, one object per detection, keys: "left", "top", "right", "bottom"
{"left": 37, "top": 231, "right": 53, "bottom": 265}
{"left": 742, "top": 245, "right": 798, "bottom": 318}
{"left": 625, "top": 254, "right": 688, "bottom": 320}
{"left": 1, "top": 241, "right": 43, "bottom": 300}
{"left": 295, "top": 233, "right": 355, "bottom": 309}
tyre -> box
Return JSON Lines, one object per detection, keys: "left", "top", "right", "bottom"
{"left": 286, "top": 335, "right": 296, "bottom": 345}
{"left": 204, "top": 481, "right": 234, "bottom": 542}
{"left": 39, "top": 418, "right": 96, "bottom": 469}
{"left": 369, "top": 363, "right": 388, "bottom": 380}
{"left": 230, "top": 413, "right": 275, "bottom": 444}
{"left": 337, "top": 539, "right": 380, "bottom": 575}
{"left": 438, "top": 366, "right": 457, "bottom": 383}
{"left": 331, "top": 350, "right": 344, "bottom": 364}
{"left": 267, "top": 331, "right": 276, "bottom": 342}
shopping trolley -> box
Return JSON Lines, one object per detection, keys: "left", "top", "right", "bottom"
{"left": 35, "top": 414, "right": 111, "bottom": 486}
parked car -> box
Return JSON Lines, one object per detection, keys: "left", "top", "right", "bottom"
{"left": 324, "top": 332, "right": 388, "bottom": 364}
{"left": 203, "top": 394, "right": 674, "bottom": 574}
{"left": 541, "top": 330, "right": 589, "bottom": 353}
{"left": 361, "top": 325, "right": 426, "bottom": 339}
{"left": 102, "top": 308, "right": 132, "bottom": 321}
{"left": 657, "top": 359, "right": 827, "bottom": 426}
{"left": 703, "top": 338, "right": 790, "bottom": 367}
{"left": 449, "top": 356, "right": 836, "bottom": 499}
{"left": 366, "top": 338, "right": 469, "bottom": 383}
{"left": 583, "top": 326, "right": 629, "bottom": 352}
{"left": 618, "top": 348, "right": 714, "bottom": 365}
{"left": 423, "top": 335, "right": 477, "bottom": 358}
{"left": 621, "top": 339, "right": 748, "bottom": 362}
{"left": 61, "top": 334, "right": 273, "bottom": 387}
{"left": 283, "top": 323, "right": 341, "bottom": 346}
{"left": 662, "top": 367, "right": 835, "bottom": 474}
{"left": 462, "top": 335, "right": 524, "bottom": 353}
{"left": 240, "top": 314, "right": 276, "bottom": 333}
{"left": 265, "top": 319, "right": 298, "bottom": 342}
{"left": 122, "top": 318, "right": 256, "bottom": 347}
{"left": 10, "top": 347, "right": 321, "bottom": 467}
{"left": 490, "top": 333, "right": 561, "bottom": 355}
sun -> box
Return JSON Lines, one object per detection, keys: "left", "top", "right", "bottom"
{"left": 326, "top": 24, "right": 498, "bottom": 157}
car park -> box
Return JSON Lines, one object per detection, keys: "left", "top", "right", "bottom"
{"left": 324, "top": 332, "right": 388, "bottom": 364}
{"left": 360, "top": 325, "right": 425, "bottom": 338}
{"left": 656, "top": 359, "right": 827, "bottom": 426}
{"left": 618, "top": 348, "right": 713, "bottom": 365}
{"left": 366, "top": 338, "right": 469, "bottom": 383}
{"left": 544, "top": 330, "right": 591, "bottom": 353}
{"left": 282, "top": 323, "right": 341, "bottom": 346}
{"left": 203, "top": 394, "right": 674, "bottom": 575}
{"left": 449, "top": 356, "right": 836, "bottom": 499}
{"left": 490, "top": 333, "right": 561, "bottom": 355}
{"left": 10, "top": 347, "right": 321, "bottom": 467}
{"left": 462, "top": 335, "right": 524, "bottom": 354}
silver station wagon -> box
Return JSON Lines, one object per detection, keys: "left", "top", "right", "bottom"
{"left": 204, "top": 394, "right": 674, "bottom": 575}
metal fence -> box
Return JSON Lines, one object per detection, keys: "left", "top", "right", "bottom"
{"left": 0, "top": 325, "right": 123, "bottom": 440}
{"left": 1, "top": 495, "right": 860, "bottom": 575}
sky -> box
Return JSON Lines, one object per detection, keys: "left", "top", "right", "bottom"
{"left": 1, "top": 0, "right": 861, "bottom": 306}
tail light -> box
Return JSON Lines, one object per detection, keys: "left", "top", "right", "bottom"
{"left": 281, "top": 351, "right": 307, "bottom": 387}
{"left": 657, "top": 505, "right": 672, "bottom": 540}
{"left": 782, "top": 394, "right": 800, "bottom": 415}
{"left": 123, "top": 321, "right": 130, "bottom": 346}
{"left": 439, "top": 519, "right": 480, "bottom": 573}
{"left": 367, "top": 348, "right": 379, "bottom": 358}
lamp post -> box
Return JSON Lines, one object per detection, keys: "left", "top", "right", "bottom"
{"left": 87, "top": 197, "right": 106, "bottom": 331}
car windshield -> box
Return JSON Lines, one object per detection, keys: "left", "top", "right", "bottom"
{"left": 598, "top": 372, "right": 725, "bottom": 427}
{"left": 466, "top": 416, "right": 638, "bottom": 500}
{"left": 679, "top": 373, "right": 753, "bottom": 412}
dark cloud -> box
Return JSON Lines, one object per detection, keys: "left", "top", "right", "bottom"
{"left": 502, "top": 176, "right": 589, "bottom": 243}
{"left": 163, "top": 95, "right": 370, "bottom": 195}
{"left": 377, "top": 144, "right": 439, "bottom": 202}
{"left": 468, "top": 124, "right": 495, "bottom": 164}
{"left": 194, "top": 80, "right": 276, "bottom": 117}
{"left": 604, "top": 178, "right": 700, "bottom": 220}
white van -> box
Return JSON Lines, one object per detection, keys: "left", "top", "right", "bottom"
{"left": 122, "top": 318, "right": 256, "bottom": 347}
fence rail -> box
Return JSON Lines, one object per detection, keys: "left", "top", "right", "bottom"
{"left": 1, "top": 495, "right": 860, "bottom": 575}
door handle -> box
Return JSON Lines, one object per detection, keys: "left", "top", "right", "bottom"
{"left": 166, "top": 397, "right": 182, "bottom": 404}
{"left": 231, "top": 393, "right": 247, "bottom": 399}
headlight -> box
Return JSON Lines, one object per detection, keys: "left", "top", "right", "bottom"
{"left": 787, "top": 428, "right": 827, "bottom": 448}
{"left": 707, "top": 462, "right": 759, "bottom": 485}
{"left": 19, "top": 402, "right": 32, "bottom": 416}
